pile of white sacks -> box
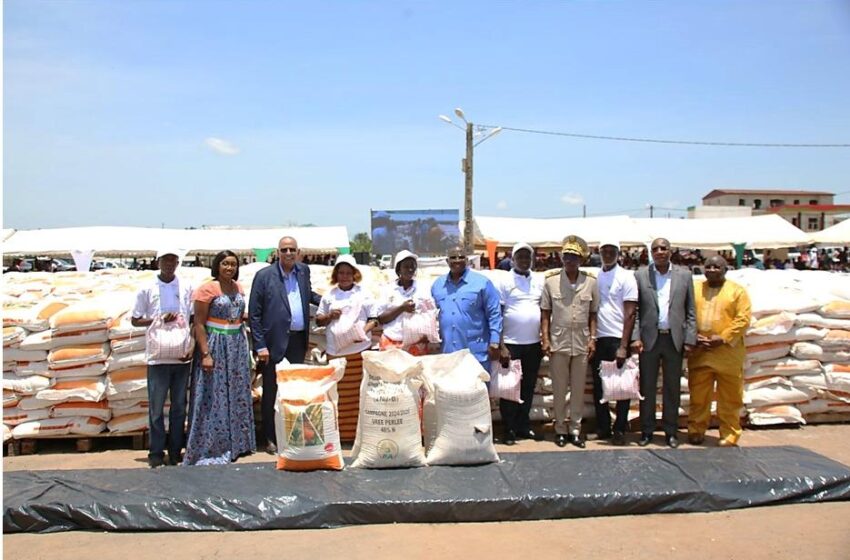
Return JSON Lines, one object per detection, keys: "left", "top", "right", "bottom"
{"left": 2, "top": 268, "right": 212, "bottom": 443}
{"left": 3, "top": 264, "right": 848, "bottom": 446}
{"left": 734, "top": 269, "right": 850, "bottom": 426}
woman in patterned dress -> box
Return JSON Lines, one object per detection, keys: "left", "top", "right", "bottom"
{"left": 184, "top": 250, "right": 256, "bottom": 465}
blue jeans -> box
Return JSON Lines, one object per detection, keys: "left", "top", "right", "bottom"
{"left": 147, "top": 363, "right": 190, "bottom": 459}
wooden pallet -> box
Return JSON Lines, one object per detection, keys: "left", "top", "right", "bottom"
{"left": 6, "top": 430, "right": 149, "bottom": 456}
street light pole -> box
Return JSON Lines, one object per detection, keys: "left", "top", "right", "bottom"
{"left": 440, "top": 109, "right": 502, "bottom": 256}
{"left": 463, "top": 121, "right": 474, "bottom": 255}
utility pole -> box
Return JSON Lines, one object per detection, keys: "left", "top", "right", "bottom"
{"left": 649, "top": 205, "right": 654, "bottom": 218}
{"left": 463, "top": 122, "right": 474, "bottom": 255}
{"left": 439, "top": 109, "right": 501, "bottom": 256}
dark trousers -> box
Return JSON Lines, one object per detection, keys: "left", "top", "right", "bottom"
{"left": 147, "top": 363, "right": 190, "bottom": 460}
{"left": 261, "top": 330, "right": 308, "bottom": 445}
{"left": 590, "top": 337, "right": 631, "bottom": 436}
{"left": 638, "top": 333, "right": 683, "bottom": 436}
{"left": 499, "top": 342, "right": 543, "bottom": 435}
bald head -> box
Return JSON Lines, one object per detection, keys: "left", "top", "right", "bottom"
{"left": 704, "top": 255, "right": 728, "bottom": 287}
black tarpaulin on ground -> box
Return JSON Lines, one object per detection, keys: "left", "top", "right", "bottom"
{"left": 5, "top": 446, "right": 850, "bottom": 533}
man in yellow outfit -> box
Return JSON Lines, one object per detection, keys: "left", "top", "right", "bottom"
{"left": 688, "top": 255, "right": 752, "bottom": 447}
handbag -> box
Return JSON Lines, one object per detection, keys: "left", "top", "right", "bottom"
{"left": 488, "top": 359, "right": 523, "bottom": 403}
{"left": 599, "top": 356, "right": 643, "bottom": 403}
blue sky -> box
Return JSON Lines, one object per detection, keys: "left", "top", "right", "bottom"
{"left": 4, "top": 0, "right": 850, "bottom": 237}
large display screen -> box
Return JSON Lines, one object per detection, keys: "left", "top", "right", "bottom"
{"left": 371, "top": 209, "right": 460, "bottom": 256}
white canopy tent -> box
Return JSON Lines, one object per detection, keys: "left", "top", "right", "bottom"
{"left": 471, "top": 214, "right": 809, "bottom": 251}
{"left": 630, "top": 215, "right": 811, "bottom": 250}
{"left": 2, "top": 226, "right": 350, "bottom": 257}
{"left": 470, "top": 215, "right": 646, "bottom": 249}
{"left": 809, "top": 219, "right": 850, "bottom": 245}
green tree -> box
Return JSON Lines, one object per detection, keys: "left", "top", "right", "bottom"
{"left": 350, "top": 232, "right": 372, "bottom": 253}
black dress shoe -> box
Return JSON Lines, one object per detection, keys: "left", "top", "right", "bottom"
{"left": 638, "top": 433, "right": 653, "bottom": 447}
{"left": 555, "top": 434, "right": 568, "bottom": 447}
{"left": 597, "top": 431, "right": 613, "bottom": 441}
{"left": 666, "top": 435, "right": 680, "bottom": 449}
{"left": 517, "top": 429, "right": 545, "bottom": 442}
{"left": 166, "top": 452, "right": 182, "bottom": 466}
{"left": 502, "top": 430, "right": 517, "bottom": 446}
{"left": 612, "top": 432, "right": 626, "bottom": 446}
{"left": 265, "top": 442, "right": 278, "bottom": 455}
{"left": 148, "top": 455, "right": 165, "bottom": 469}
{"left": 569, "top": 435, "right": 586, "bottom": 449}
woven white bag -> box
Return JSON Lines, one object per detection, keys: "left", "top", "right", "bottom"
{"left": 488, "top": 359, "right": 523, "bottom": 403}
{"left": 599, "top": 356, "right": 643, "bottom": 403}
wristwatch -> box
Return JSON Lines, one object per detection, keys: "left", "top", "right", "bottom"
{"left": 202, "top": 351, "right": 210, "bottom": 358}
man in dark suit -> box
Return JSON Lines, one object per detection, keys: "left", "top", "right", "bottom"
{"left": 249, "top": 236, "right": 321, "bottom": 454}
{"left": 631, "top": 237, "right": 696, "bottom": 448}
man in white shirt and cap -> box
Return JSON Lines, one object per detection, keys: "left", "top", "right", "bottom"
{"left": 131, "top": 248, "right": 194, "bottom": 468}
{"left": 497, "top": 242, "right": 546, "bottom": 445}
{"left": 591, "top": 239, "right": 638, "bottom": 445}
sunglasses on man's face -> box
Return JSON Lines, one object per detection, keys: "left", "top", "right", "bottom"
{"left": 448, "top": 255, "right": 465, "bottom": 261}
{"left": 279, "top": 248, "right": 297, "bottom": 254}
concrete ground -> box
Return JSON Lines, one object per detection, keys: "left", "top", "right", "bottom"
{"left": 4, "top": 424, "right": 850, "bottom": 559}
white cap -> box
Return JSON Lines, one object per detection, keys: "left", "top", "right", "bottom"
{"left": 333, "top": 254, "right": 358, "bottom": 269}
{"left": 156, "top": 248, "right": 185, "bottom": 260}
{"left": 393, "top": 250, "right": 419, "bottom": 270}
{"left": 511, "top": 242, "right": 534, "bottom": 257}
{"left": 599, "top": 239, "right": 620, "bottom": 251}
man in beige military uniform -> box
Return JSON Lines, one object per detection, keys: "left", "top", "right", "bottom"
{"left": 541, "top": 235, "right": 598, "bottom": 448}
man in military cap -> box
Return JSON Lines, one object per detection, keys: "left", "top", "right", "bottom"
{"left": 540, "top": 235, "right": 598, "bottom": 448}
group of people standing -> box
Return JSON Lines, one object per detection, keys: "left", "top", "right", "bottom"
{"left": 432, "top": 236, "right": 751, "bottom": 451}
{"left": 134, "top": 233, "right": 751, "bottom": 468}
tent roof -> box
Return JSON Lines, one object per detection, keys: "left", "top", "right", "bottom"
{"left": 2, "top": 226, "right": 350, "bottom": 256}
{"left": 630, "top": 214, "right": 811, "bottom": 250}
{"left": 810, "top": 219, "right": 850, "bottom": 245}
{"left": 471, "top": 214, "right": 810, "bottom": 250}
{"left": 471, "top": 215, "right": 645, "bottom": 248}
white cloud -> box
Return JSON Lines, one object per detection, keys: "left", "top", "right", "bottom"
{"left": 561, "top": 192, "right": 584, "bottom": 206}
{"left": 496, "top": 200, "right": 508, "bottom": 209}
{"left": 204, "top": 137, "right": 240, "bottom": 156}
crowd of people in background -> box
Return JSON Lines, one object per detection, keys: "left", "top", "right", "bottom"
{"left": 486, "top": 244, "right": 850, "bottom": 273}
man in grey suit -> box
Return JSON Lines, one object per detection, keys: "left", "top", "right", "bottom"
{"left": 631, "top": 237, "right": 696, "bottom": 448}
{"left": 249, "top": 236, "right": 321, "bottom": 454}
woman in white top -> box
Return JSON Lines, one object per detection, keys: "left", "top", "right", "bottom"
{"left": 315, "top": 254, "right": 377, "bottom": 441}
{"left": 376, "top": 250, "right": 434, "bottom": 356}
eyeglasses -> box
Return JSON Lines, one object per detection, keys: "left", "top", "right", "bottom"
{"left": 447, "top": 255, "right": 465, "bottom": 261}
{"left": 651, "top": 246, "right": 669, "bottom": 252}
{"left": 278, "top": 248, "right": 297, "bottom": 254}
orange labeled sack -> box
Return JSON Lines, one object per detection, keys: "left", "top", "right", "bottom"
{"left": 274, "top": 358, "right": 346, "bottom": 471}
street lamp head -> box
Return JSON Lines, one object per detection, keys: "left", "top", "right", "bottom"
{"left": 454, "top": 107, "right": 467, "bottom": 122}
{"left": 489, "top": 127, "right": 503, "bottom": 137}
{"left": 438, "top": 115, "right": 453, "bottom": 124}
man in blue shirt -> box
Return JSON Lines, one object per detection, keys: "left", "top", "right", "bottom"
{"left": 431, "top": 245, "right": 502, "bottom": 371}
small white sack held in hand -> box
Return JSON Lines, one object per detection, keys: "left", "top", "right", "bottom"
{"left": 328, "top": 300, "right": 368, "bottom": 351}
{"left": 488, "top": 359, "right": 523, "bottom": 403}
{"left": 599, "top": 355, "right": 643, "bottom": 403}
{"left": 400, "top": 299, "right": 441, "bottom": 348}
{"left": 145, "top": 314, "right": 193, "bottom": 362}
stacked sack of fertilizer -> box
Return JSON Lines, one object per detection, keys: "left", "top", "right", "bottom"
{"left": 1, "top": 268, "right": 212, "bottom": 442}
{"left": 728, "top": 269, "right": 850, "bottom": 426}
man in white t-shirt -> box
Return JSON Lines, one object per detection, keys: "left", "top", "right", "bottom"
{"left": 497, "top": 242, "right": 546, "bottom": 445}
{"left": 131, "top": 248, "right": 194, "bottom": 468}
{"left": 591, "top": 239, "right": 638, "bottom": 445}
